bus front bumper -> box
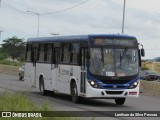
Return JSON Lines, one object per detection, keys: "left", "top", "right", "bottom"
{"left": 85, "top": 85, "right": 139, "bottom": 98}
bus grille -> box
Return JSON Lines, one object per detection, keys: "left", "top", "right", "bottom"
{"left": 101, "top": 80, "right": 130, "bottom": 84}
{"left": 105, "top": 91, "right": 123, "bottom": 95}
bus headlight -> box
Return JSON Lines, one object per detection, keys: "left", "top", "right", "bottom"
{"left": 88, "top": 80, "right": 101, "bottom": 88}
{"left": 129, "top": 81, "right": 139, "bottom": 89}
{"left": 91, "top": 81, "right": 95, "bottom": 85}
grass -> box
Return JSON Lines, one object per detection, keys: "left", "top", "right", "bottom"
{"left": 0, "top": 92, "right": 77, "bottom": 120}
{"left": 0, "top": 92, "right": 47, "bottom": 111}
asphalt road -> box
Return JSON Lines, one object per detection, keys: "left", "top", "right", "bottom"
{"left": 0, "top": 73, "right": 160, "bottom": 120}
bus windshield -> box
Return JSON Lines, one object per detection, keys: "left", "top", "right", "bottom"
{"left": 89, "top": 48, "right": 139, "bottom": 77}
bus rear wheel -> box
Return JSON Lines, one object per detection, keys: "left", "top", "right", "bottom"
{"left": 19, "top": 74, "right": 22, "bottom": 80}
{"left": 39, "top": 77, "right": 47, "bottom": 96}
{"left": 115, "top": 98, "right": 126, "bottom": 105}
{"left": 71, "top": 82, "right": 80, "bottom": 103}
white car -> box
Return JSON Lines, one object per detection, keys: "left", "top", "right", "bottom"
{"left": 18, "top": 64, "right": 24, "bottom": 80}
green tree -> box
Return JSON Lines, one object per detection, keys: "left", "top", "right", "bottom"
{"left": 156, "top": 57, "right": 160, "bottom": 62}
{"left": 0, "top": 53, "right": 7, "bottom": 60}
{"left": 0, "top": 45, "right": 7, "bottom": 60}
{"left": 2, "top": 36, "right": 25, "bottom": 61}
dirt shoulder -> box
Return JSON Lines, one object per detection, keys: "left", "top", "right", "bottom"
{"left": 140, "top": 80, "right": 160, "bottom": 96}
{"left": 0, "top": 64, "right": 19, "bottom": 75}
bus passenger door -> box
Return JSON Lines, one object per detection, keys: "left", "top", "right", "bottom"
{"left": 31, "top": 47, "right": 38, "bottom": 87}
{"left": 80, "top": 48, "right": 87, "bottom": 94}
{"left": 52, "top": 48, "right": 60, "bottom": 91}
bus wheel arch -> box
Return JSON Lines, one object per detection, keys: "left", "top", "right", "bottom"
{"left": 70, "top": 79, "right": 80, "bottom": 103}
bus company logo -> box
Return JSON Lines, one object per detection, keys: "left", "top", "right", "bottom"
{"left": 113, "top": 85, "right": 117, "bottom": 88}
{"left": 124, "top": 84, "right": 129, "bottom": 86}
{"left": 2, "top": 112, "right": 11, "bottom": 117}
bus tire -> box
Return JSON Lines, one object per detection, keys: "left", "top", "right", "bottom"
{"left": 39, "top": 77, "right": 47, "bottom": 96}
{"left": 115, "top": 98, "right": 126, "bottom": 105}
{"left": 19, "top": 75, "right": 22, "bottom": 80}
{"left": 71, "top": 82, "right": 80, "bottom": 103}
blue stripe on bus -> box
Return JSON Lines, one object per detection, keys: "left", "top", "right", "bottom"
{"left": 87, "top": 71, "right": 140, "bottom": 89}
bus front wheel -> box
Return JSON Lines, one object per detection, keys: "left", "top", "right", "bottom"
{"left": 115, "top": 98, "right": 126, "bottom": 105}
{"left": 71, "top": 82, "right": 80, "bottom": 103}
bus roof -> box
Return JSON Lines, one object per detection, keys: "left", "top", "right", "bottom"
{"left": 27, "top": 34, "right": 137, "bottom": 43}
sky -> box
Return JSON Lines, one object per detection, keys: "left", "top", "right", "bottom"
{"left": 0, "top": 0, "right": 160, "bottom": 59}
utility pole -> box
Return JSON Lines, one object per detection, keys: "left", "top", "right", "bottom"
{"left": 122, "top": 0, "right": 126, "bottom": 34}
{"left": 27, "top": 11, "right": 40, "bottom": 37}
{"left": 0, "top": 0, "right": 1, "bottom": 10}
{"left": 37, "top": 13, "right": 40, "bottom": 37}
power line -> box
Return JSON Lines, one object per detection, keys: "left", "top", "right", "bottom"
{"left": 1, "top": 0, "right": 90, "bottom": 15}
{"left": 41, "top": 0, "right": 90, "bottom": 15}
{"left": 1, "top": 0, "right": 89, "bottom": 38}
{"left": 1, "top": 1, "right": 30, "bottom": 14}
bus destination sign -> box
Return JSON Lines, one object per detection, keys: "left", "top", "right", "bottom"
{"left": 93, "top": 38, "right": 136, "bottom": 46}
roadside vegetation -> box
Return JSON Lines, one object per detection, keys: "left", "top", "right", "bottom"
{"left": 0, "top": 36, "right": 25, "bottom": 66}
{"left": 0, "top": 92, "right": 76, "bottom": 120}
{"left": 0, "top": 60, "right": 23, "bottom": 66}
{"left": 0, "top": 92, "right": 49, "bottom": 111}
{"left": 141, "top": 66, "right": 149, "bottom": 71}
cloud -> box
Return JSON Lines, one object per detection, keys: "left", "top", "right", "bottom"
{"left": 1, "top": 0, "right": 160, "bottom": 59}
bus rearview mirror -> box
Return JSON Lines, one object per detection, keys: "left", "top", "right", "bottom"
{"left": 141, "top": 48, "right": 145, "bottom": 57}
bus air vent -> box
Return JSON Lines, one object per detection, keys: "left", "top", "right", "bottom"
{"left": 105, "top": 91, "right": 123, "bottom": 95}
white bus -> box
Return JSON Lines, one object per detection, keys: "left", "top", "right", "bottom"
{"left": 24, "top": 34, "right": 145, "bottom": 105}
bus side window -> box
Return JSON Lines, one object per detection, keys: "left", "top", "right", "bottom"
{"left": 71, "top": 43, "right": 80, "bottom": 64}
{"left": 61, "top": 43, "right": 70, "bottom": 63}
{"left": 38, "top": 44, "right": 45, "bottom": 62}
{"left": 25, "top": 44, "right": 32, "bottom": 62}
{"left": 44, "top": 44, "right": 52, "bottom": 63}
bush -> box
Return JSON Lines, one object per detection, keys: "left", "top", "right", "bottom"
{"left": 141, "top": 66, "right": 149, "bottom": 70}
{"left": 0, "top": 53, "right": 7, "bottom": 60}
{"left": 17, "top": 55, "right": 25, "bottom": 62}
{"left": 0, "top": 60, "right": 22, "bottom": 66}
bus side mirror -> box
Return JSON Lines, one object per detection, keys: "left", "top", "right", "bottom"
{"left": 138, "top": 50, "right": 141, "bottom": 66}
{"left": 141, "top": 48, "right": 145, "bottom": 57}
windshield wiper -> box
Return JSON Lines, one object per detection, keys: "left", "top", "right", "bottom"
{"left": 120, "top": 49, "right": 128, "bottom": 66}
